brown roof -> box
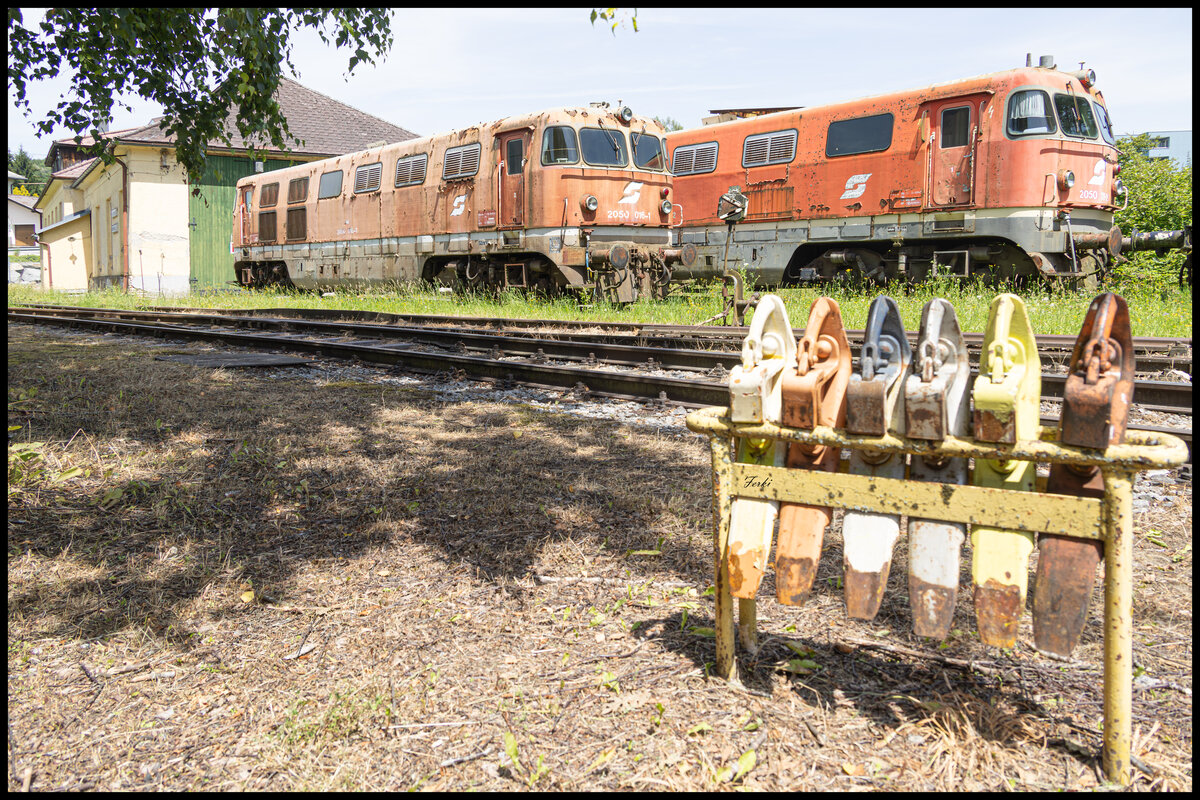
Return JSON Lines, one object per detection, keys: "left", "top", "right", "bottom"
{"left": 112, "top": 78, "right": 417, "bottom": 156}
{"left": 51, "top": 157, "right": 99, "bottom": 181}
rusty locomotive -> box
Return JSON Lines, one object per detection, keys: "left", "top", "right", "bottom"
{"left": 665, "top": 57, "right": 1138, "bottom": 288}
{"left": 232, "top": 104, "right": 695, "bottom": 302}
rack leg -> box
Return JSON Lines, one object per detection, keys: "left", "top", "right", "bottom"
{"left": 712, "top": 436, "right": 736, "bottom": 681}
{"left": 739, "top": 598, "right": 758, "bottom": 654}
{"left": 1101, "top": 469, "right": 1134, "bottom": 786}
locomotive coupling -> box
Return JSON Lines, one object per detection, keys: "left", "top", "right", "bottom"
{"left": 1071, "top": 226, "right": 1124, "bottom": 256}
{"left": 1120, "top": 225, "right": 1192, "bottom": 255}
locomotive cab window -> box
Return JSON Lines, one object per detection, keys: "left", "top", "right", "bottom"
{"left": 318, "top": 170, "right": 343, "bottom": 199}
{"left": 940, "top": 107, "right": 971, "bottom": 148}
{"left": 540, "top": 126, "right": 579, "bottom": 165}
{"left": 354, "top": 162, "right": 383, "bottom": 193}
{"left": 672, "top": 141, "right": 718, "bottom": 176}
{"left": 743, "top": 129, "right": 797, "bottom": 167}
{"left": 1092, "top": 102, "right": 1116, "bottom": 146}
{"left": 579, "top": 127, "right": 628, "bottom": 167}
{"left": 826, "top": 114, "right": 893, "bottom": 157}
{"left": 287, "top": 177, "right": 308, "bottom": 204}
{"left": 505, "top": 139, "right": 524, "bottom": 175}
{"left": 260, "top": 182, "right": 279, "bottom": 207}
{"left": 631, "top": 132, "right": 665, "bottom": 170}
{"left": 1054, "top": 94, "right": 1099, "bottom": 139}
{"left": 443, "top": 143, "right": 481, "bottom": 180}
{"left": 1006, "top": 90, "right": 1056, "bottom": 136}
{"left": 395, "top": 153, "right": 428, "bottom": 187}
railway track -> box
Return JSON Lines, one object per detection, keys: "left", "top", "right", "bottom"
{"left": 9, "top": 304, "right": 1191, "bottom": 461}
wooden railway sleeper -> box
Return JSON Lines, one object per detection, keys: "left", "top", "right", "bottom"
{"left": 1034, "top": 293, "right": 1134, "bottom": 657}
{"left": 775, "top": 297, "right": 852, "bottom": 606}
{"left": 841, "top": 296, "right": 911, "bottom": 620}
{"left": 971, "top": 294, "right": 1041, "bottom": 648}
{"left": 904, "top": 299, "right": 971, "bottom": 639}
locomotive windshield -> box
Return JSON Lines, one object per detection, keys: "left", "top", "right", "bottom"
{"left": 1092, "top": 101, "right": 1116, "bottom": 145}
{"left": 1053, "top": 94, "right": 1099, "bottom": 139}
{"left": 1007, "top": 89, "right": 1056, "bottom": 136}
{"left": 541, "top": 126, "right": 579, "bottom": 165}
{"left": 579, "top": 127, "right": 629, "bottom": 166}
{"left": 631, "top": 132, "right": 666, "bottom": 170}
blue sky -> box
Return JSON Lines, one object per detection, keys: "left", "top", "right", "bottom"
{"left": 8, "top": 7, "right": 1193, "bottom": 158}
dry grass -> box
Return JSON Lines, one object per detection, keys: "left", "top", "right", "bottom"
{"left": 7, "top": 322, "right": 1192, "bottom": 791}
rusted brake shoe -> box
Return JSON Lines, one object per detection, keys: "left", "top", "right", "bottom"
{"left": 1034, "top": 293, "right": 1134, "bottom": 657}
{"left": 775, "top": 297, "right": 852, "bottom": 606}
{"left": 905, "top": 299, "right": 971, "bottom": 640}
{"left": 842, "top": 296, "right": 911, "bottom": 620}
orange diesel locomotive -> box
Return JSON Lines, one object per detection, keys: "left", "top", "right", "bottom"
{"left": 232, "top": 105, "right": 694, "bottom": 302}
{"left": 666, "top": 57, "right": 1124, "bottom": 287}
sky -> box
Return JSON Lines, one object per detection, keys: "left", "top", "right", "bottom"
{"left": 7, "top": 7, "right": 1193, "bottom": 160}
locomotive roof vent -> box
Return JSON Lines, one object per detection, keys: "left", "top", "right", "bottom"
{"left": 1038, "top": 54, "right": 1055, "bottom": 69}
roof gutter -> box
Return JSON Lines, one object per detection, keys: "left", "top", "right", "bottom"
{"left": 112, "top": 146, "right": 130, "bottom": 292}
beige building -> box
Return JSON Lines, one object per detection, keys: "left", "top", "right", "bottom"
{"left": 35, "top": 78, "right": 416, "bottom": 294}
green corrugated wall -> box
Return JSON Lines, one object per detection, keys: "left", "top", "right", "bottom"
{"left": 188, "top": 155, "right": 297, "bottom": 290}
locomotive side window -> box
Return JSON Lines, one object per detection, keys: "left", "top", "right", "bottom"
{"left": 286, "top": 208, "right": 306, "bottom": 240}
{"left": 505, "top": 138, "right": 524, "bottom": 175}
{"left": 443, "top": 143, "right": 481, "bottom": 180}
{"left": 631, "top": 132, "right": 665, "bottom": 170}
{"left": 258, "top": 210, "right": 277, "bottom": 241}
{"left": 1054, "top": 94, "right": 1099, "bottom": 139}
{"left": 579, "top": 127, "right": 629, "bottom": 167}
{"left": 1006, "top": 90, "right": 1056, "bottom": 136}
{"left": 1092, "top": 102, "right": 1116, "bottom": 146}
{"left": 354, "top": 162, "right": 383, "bottom": 193}
{"left": 672, "top": 142, "right": 718, "bottom": 176}
{"left": 540, "top": 126, "right": 579, "bottom": 165}
{"left": 826, "top": 114, "right": 893, "bottom": 157}
{"left": 260, "top": 182, "right": 279, "bottom": 207}
{"left": 940, "top": 107, "right": 971, "bottom": 148}
{"left": 318, "top": 170, "right": 343, "bottom": 199}
{"left": 743, "top": 129, "right": 797, "bottom": 168}
{"left": 395, "top": 153, "right": 428, "bottom": 187}
{"left": 287, "top": 177, "right": 308, "bottom": 204}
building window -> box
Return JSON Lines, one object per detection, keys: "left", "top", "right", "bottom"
{"left": 672, "top": 142, "right": 718, "bottom": 175}
{"left": 286, "top": 208, "right": 306, "bottom": 240}
{"left": 579, "top": 127, "right": 628, "bottom": 167}
{"left": 395, "top": 153, "right": 428, "bottom": 187}
{"left": 260, "top": 182, "right": 279, "bottom": 207}
{"left": 318, "top": 170, "right": 343, "bottom": 199}
{"left": 940, "top": 107, "right": 971, "bottom": 148}
{"left": 826, "top": 113, "right": 894, "bottom": 157}
{"left": 540, "top": 126, "right": 579, "bottom": 165}
{"left": 259, "top": 211, "right": 277, "bottom": 241}
{"left": 743, "top": 129, "right": 797, "bottom": 167}
{"left": 1007, "top": 89, "right": 1056, "bottom": 137}
{"left": 287, "top": 177, "right": 308, "bottom": 204}
{"left": 442, "top": 143, "right": 481, "bottom": 180}
{"left": 354, "top": 162, "right": 383, "bottom": 193}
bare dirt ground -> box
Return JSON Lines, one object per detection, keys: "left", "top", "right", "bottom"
{"left": 7, "top": 322, "right": 1192, "bottom": 791}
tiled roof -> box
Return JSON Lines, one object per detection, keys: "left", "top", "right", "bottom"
{"left": 9, "top": 194, "right": 40, "bottom": 210}
{"left": 113, "top": 78, "right": 417, "bottom": 156}
{"left": 52, "top": 158, "right": 98, "bottom": 181}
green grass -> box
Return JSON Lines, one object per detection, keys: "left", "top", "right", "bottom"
{"left": 7, "top": 275, "right": 1192, "bottom": 337}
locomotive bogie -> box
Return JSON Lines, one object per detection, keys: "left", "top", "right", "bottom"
{"left": 232, "top": 106, "right": 685, "bottom": 302}
{"left": 667, "top": 64, "right": 1124, "bottom": 287}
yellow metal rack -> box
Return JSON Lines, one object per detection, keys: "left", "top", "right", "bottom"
{"left": 685, "top": 406, "right": 1187, "bottom": 786}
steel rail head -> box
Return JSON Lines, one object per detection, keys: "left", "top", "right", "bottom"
{"left": 842, "top": 295, "right": 912, "bottom": 620}
{"left": 971, "top": 293, "right": 1041, "bottom": 648}
{"left": 1035, "top": 292, "right": 1134, "bottom": 658}
{"left": 905, "top": 298, "right": 971, "bottom": 639}
{"left": 726, "top": 294, "right": 797, "bottom": 599}
{"left": 776, "top": 297, "right": 852, "bottom": 606}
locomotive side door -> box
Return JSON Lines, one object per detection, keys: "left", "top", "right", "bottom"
{"left": 496, "top": 130, "right": 532, "bottom": 229}
{"left": 928, "top": 99, "right": 978, "bottom": 207}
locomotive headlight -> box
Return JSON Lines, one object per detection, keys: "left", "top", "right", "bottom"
{"left": 660, "top": 199, "right": 673, "bottom": 215}
{"left": 1114, "top": 179, "right": 1127, "bottom": 197}
{"left": 618, "top": 106, "right": 634, "bottom": 123}
{"left": 1057, "top": 169, "right": 1076, "bottom": 190}
{"left": 582, "top": 194, "right": 599, "bottom": 212}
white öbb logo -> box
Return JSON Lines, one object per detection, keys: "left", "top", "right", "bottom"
{"left": 618, "top": 181, "right": 643, "bottom": 204}
{"left": 1088, "top": 159, "right": 1106, "bottom": 186}
{"left": 451, "top": 194, "right": 467, "bottom": 216}
{"left": 840, "top": 173, "right": 872, "bottom": 200}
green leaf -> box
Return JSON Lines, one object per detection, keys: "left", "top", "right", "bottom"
{"left": 688, "top": 627, "right": 716, "bottom": 638}
{"left": 734, "top": 748, "right": 757, "bottom": 780}
{"left": 686, "top": 722, "right": 713, "bottom": 736}
{"left": 503, "top": 731, "right": 522, "bottom": 773}
{"left": 785, "top": 641, "right": 816, "bottom": 658}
